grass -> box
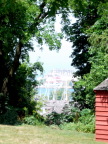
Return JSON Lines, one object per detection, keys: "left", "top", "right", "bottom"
{"left": 0, "top": 124, "right": 105, "bottom": 144}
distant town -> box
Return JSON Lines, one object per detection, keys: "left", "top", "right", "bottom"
{"left": 35, "top": 69, "right": 78, "bottom": 115}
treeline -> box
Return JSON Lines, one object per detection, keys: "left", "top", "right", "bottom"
{"left": 0, "top": 0, "right": 108, "bottom": 124}
{"left": 0, "top": 0, "right": 68, "bottom": 124}
{"left": 63, "top": 0, "right": 108, "bottom": 110}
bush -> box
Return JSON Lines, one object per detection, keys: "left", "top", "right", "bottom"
{"left": 60, "top": 108, "right": 95, "bottom": 133}
{"left": 45, "top": 112, "right": 63, "bottom": 125}
{"left": 75, "top": 122, "right": 95, "bottom": 133}
{"left": 0, "top": 108, "right": 18, "bottom": 125}
{"left": 62, "top": 106, "right": 80, "bottom": 123}
{"left": 45, "top": 107, "right": 80, "bottom": 126}
{"left": 79, "top": 109, "right": 94, "bottom": 125}
{"left": 23, "top": 116, "right": 40, "bottom": 125}
{"left": 23, "top": 111, "right": 44, "bottom": 125}
{"left": 60, "top": 121, "right": 95, "bottom": 133}
{"left": 45, "top": 107, "right": 95, "bottom": 133}
{"left": 60, "top": 122, "right": 76, "bottom": 131}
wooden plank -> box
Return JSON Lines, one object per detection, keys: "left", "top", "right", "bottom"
{"left": 96, "top": 96, "right": 108, "bottom": 99}
{"left": 96, "top": 107, "right": 108, "bottom": 112}
{"left": 96, "top": 111, "right": 108, "bottom": 116}
{"left": 96, "top": 139, "right": 108, "bottom": 143}
{"left": 95, "top": 102, "right": 108, "bottom": 107}
{"left": 96, "top": 130, "right": 108, "bottom": 135}
{"left": 96, "top": 125, "right": 108, "bottom": 130}
{"left": 96, "top": 134, "right": 108, "bottom": 140}
{"left": 96, "top": 120, "right": 108, "bottom": 125}
{"left": 96, "top": 95, "right": 108, "bottom": 98}
{"left": 96, "top": 97, "right": 108, "bottom": 103}
{"left": 96, "top": 116, "right": 108, "bottom": 121}
{"left": 95, "top": 92, "right": 108, "bottom": 97}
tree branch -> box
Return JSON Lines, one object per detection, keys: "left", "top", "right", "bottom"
{"left": 9, "top": 41, "right": 23, "bottom": 77}
{"left": 29, "top": 2, "right": 48, "bottom": 32}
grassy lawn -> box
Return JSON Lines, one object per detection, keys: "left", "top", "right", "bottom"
{"left": 0, "top": 124, "right": 105, "bottom": 144}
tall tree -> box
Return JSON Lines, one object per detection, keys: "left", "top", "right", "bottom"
{"left": 62, "top": 0, "right": 100, "bottom": 77}
{"left": 0, "top": 0, "right": 68, "bottom": 97}
{"left": 70, "top": 0, "right": 108, "bottom": 109}
{"left": 0, "top": 0, "right": 71, "bottom": 118}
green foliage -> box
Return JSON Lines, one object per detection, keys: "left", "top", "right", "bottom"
{"left": 60, "top": 122, "right": 76, "bottom": 131}
{"left": 72, "top": 81, "right": 89, "bottom": 109}
{"left": 75, "top": 122, "right": 95, "bottom": 133}
{"left": 77, "top": 109, "right": 95, "bottom": 133}
{"left": 68, "top": 0, "right": 108, "bottom": 109}
{"left": 0, "top": 107, "right": 19, "bottom": 125}
{"left": 0, "top": 60, "right": 44, "bottom": 124}
{"left": 60, "top": 108, "right": 95, "bottom": 133}
{"left": 60, "top": 122, "right": 95, "bottom": 133}
{"left": 0, "top": 93, "right": 8, "bottom": 114}
{"left": 23, "top": 109, "right": 44, "bottom": 126}
{"left": 45, "top": 106, "right": 80, "bottom": 125}
{"left": 79, "top": 109, "right": 94, "bottom": 124}
{"left": 0, "top": 0, "right": 69, "bottom": 121}
{"left": 45, "top": 107, "right": 95, "bottom": 133}
{"left": 45, "top": 112, "right": 63, "bottom": 125}
{"left": 62, "top": 0, "right": 102, "bottom": 77}
{"left": 62, "top": 105, "right": 80, "bottom": 123}
{"left": 23, "top": 115, "right": 44, "bottom": 126}
{"left": 7, "top": 61, "right": 43, "bottom": 118}
{"left": 63, "top": 20, "right": 91, "bottom": 77}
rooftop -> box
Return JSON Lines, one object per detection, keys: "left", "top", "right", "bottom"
{"left": 94, "top": 78, "right": 108, "bottom": 90}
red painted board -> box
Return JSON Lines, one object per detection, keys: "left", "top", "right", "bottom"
{"left": 96, "top": 116, "right": 108, "bottom": 121}
{"left": 96, "top": 112, "right": 108, "bottom": 116}
{"left": 96, "top": 97, "right": 108, "bottom": 103}
{"left": 96, "top": 125, "right": 108, "bottom": 130}
{"left": 96, "top": 95, "right": 108, "bottom": 98}
{"left": 96, "top": 107, "right": 108, "bottom": 112}
{"left": 96, "top": 134, "right": 108, "bottom": 140}
{"left": 96, "top": 121, "right": 108, "bottom": 125}
{"left": 96, "top": 139, "right": 108, "bottom": 143}
{"left": 96, "top": 130, "right": 108, "bottom": 135}
{"left": 95, "top": 91, "right": 108, "bottom": 96}
{"left": 95, "top": 103, "right": 108, "bottom": 107}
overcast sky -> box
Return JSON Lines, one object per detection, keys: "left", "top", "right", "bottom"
{"left": 29, "top": 15, "right": 76, "bottom": 75}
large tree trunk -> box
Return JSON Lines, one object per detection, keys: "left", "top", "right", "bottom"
{"left": 0, "top": 40, "right": 6, "bottom": 92}
{"left": 0, "top": 2, "right": 48, "bottom": 96}
{"left": 1, "top": 41, "right": 23, "bottom": 96}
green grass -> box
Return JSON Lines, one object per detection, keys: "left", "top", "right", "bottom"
{"left": 0, "top": 124, "right": 105, "bottom": 144}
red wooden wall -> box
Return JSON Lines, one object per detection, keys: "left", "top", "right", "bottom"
{"left": 95, "top": 90, "right": 108, "bottom": 143}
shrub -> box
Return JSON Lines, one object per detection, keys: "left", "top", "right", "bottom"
{"left": 45, "top": 107, "right": 95, "bottom": 133}
{"left": 75, "top": 122, "right": 95, "bottom": 133}
{"left": 45, "top": 112, "right": 63, "bottom": 125}
{"left": 62, "top": 107, "right": 80, "bottom": 123}
{"left": 60, "top": 108, "right": 95, "bottom": 133}
{"left": 79, "top": 109, "right": 94, "bottom": 125}
{"left": 23, "top": 116, "right": 39, "bottom": 125}
{"left": 0, "top": 108, "right": 18, "bottom": 125}
{"left": 23, "top": 110, "right": 45, "bottom": 126}
{"left": 60, "top": 121, "right": 95, "bottom": 133}
{"left": 60, "top": 122, "right": 76, "bottom": 131}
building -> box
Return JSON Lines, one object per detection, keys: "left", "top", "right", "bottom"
{"left": 36, "top": 69, "right": 77, "bottom": 101}
{"left": 36, "top": 69, "right": 77, "bottom": 115}
{"left": 94, "top": 78, "right": 108, "bottom": 143}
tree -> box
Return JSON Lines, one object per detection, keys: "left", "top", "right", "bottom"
{"left": 0, "top": 0, "right": 71, "bottom": 120}
{"left": 62, "top": 0, "right": 101, "bottom": 77}
{"left": 0, "top": 59, "right": 43, "bottom": 116}
{"left": 0, "top": 0, "right": 69, "bottom": 104}
{"left": 71, "top": 0, "right": 108, "bottom": 110}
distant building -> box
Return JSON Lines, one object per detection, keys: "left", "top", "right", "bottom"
{"left": 36, "top": 69, "right": 77, "bottom": 101}
{"left": 40, "top": 100, "right": 69, "bottom": 115}
{"left": 35, "top": 69, "right": 78, "bottom": 115}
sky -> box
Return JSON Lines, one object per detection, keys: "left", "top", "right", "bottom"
{"left": 29, "top": 15, "right": 76, "bottom": 75}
